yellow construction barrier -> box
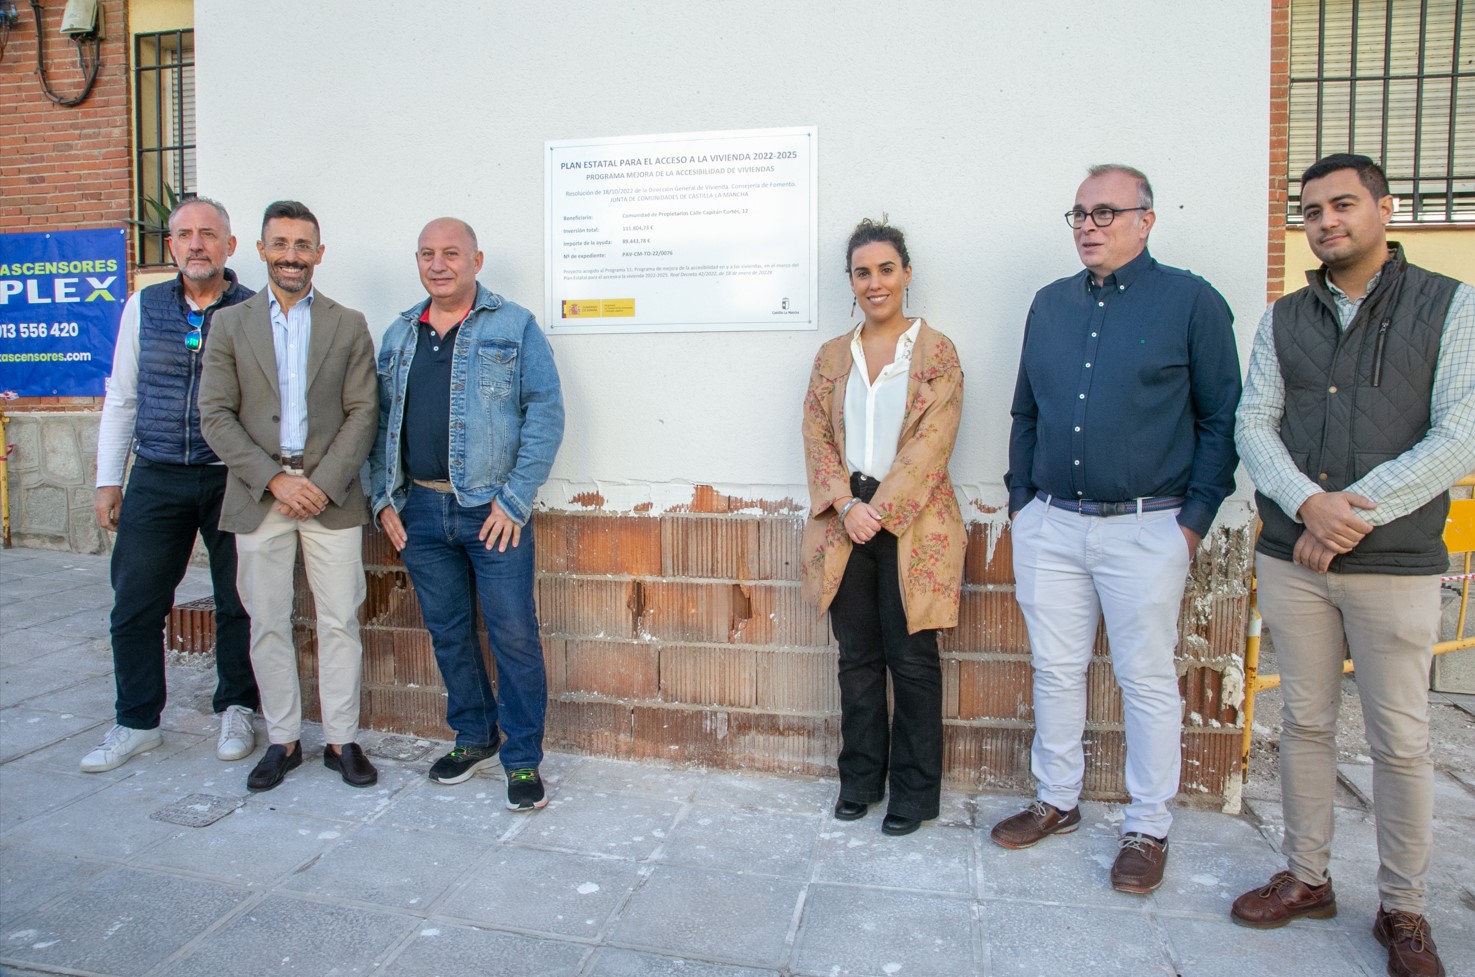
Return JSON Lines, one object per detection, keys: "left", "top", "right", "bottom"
{"left": 1241, "top": 475, "right": 1475, "bottom": 782}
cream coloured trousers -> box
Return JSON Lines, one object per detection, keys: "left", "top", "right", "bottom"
{"left": 1256, "top": 555, "right": 1439, "bottom": 914}
{"left": 235, "top": 507, "right": 366, "bottom": 746}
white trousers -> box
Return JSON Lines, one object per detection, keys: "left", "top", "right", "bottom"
{"left": 1011, "top": 496, "right": 1191, "bottom": 837}
{"left": 235, "top": 507, "right": 366, "bottom": 746}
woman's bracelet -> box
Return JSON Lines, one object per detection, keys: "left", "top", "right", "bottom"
{"left": 836, "top": 497, "right": 862, "bottom": 524}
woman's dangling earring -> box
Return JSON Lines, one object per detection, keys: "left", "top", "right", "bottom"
{"left": 851, "top": 297, "right": 857, "bottom": 316}
{"left": 905, "top": 285, "right": 911, "bottom": 313}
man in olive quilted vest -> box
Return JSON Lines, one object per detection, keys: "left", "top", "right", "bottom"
{"left": 1233, "top": 153, "right": 1474, "bottom": 977}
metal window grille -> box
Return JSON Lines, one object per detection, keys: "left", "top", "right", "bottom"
{"left": 1288, "top": 0, "right": 1473, "bottom": 223}
{"left": 134, "top": 29, "right": 196, "bottom": 264}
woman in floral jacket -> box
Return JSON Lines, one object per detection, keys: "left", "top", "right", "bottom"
{"left": 801, "top": 218, "right": 966, "bottom": 837}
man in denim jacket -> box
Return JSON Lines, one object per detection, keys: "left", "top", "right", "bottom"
{"left": 369, "top": 217, "right": 564, "bottom": 811}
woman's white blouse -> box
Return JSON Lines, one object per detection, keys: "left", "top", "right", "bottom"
{"left": 843, "top": 319, "right": 921, "bottom": 480}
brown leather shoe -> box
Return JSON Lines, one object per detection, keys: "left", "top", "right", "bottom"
{"left": 989, "top": 801, "right": 1082, "bottom": 849}
{"left": 1373, "top": 906, "right": 1446, "bottom": 977}
{"left": 1230, "top": 871, "right": 1337, "bottom": 929}
{"left": 1110, "top": 832, "right": 1168, "bottom": 893}
{"left": 324, "top": 743, "right": 378, "bottom": 788}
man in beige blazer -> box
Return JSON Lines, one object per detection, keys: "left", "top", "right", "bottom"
{"left": 199, "top": 200, "right": 379, "bottom": 792}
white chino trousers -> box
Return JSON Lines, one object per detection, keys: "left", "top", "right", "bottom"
{"left": 1011, "top": 496, "right": 1191, "bottom": 838}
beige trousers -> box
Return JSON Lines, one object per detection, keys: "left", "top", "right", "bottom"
{"left": 1256, "top": 555, "right": 1439, "bottom": 914}
{"left": 235, "top": 507, "right": 366, "bottom": 746}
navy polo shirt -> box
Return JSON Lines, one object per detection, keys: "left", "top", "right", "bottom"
{"left": 400, "top": 311, "right": 461, "bottom": 482}
{"left": 1005, "top": 248, "right": 1242, "bottom": 537}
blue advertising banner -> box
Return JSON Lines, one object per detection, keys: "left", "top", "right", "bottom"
{"left": 0, "top": 228, "right": 129, "bottom": 397}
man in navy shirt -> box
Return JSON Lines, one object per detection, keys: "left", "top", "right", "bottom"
{"left": 990, "top": 165, "right": 1241, "bottom": 895}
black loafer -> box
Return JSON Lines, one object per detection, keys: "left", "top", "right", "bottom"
{"left": 834, "top": 799, "right": 869, "bottom": 821}
{"left": 247, "top": 742, "right": 301, "bottom": 792}
{"left": 324, "top": 742, "right": 378, "bottom": 788}
{"left": 882, "top": 813, "right": 922, "bottom": 836}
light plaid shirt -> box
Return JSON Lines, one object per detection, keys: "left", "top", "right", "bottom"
{"left": 1236, "top": 271, "right": 1475, "bottom": 526}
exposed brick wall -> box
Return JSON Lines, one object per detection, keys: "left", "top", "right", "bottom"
{"left": 1, "top": 0, "right": 131, "bottom": 410}
{"left": 1267, "top": 0, "right": 1291, "bottom": 301}
{"left": 278, "top": 509, "right": 1254, "bottom": 806}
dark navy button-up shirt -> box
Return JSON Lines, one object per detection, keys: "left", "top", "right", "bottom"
{"left": 1005, "top": 248, "right": 1242, "bottom": 537}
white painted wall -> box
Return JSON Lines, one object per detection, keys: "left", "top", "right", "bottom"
{"left": 195, "top": 0, "right": 1270, "bottom": 522}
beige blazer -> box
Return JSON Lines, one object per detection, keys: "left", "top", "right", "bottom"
{"left": 199, "top": 288, "right": 378, "bottom": 534}
{"left": 800, "top": 319, "right": 966, "bottom": 633}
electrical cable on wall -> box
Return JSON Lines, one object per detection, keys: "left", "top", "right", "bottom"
{"left": 28, "top": 0, "right": 101, "bottom": 107}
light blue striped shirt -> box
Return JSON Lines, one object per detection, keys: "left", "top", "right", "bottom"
{"left": 268, "top": 289, "right": 314, "bottom": 456}
{"left": 1237, "top": 273, "right": 1475, "bottom": 526}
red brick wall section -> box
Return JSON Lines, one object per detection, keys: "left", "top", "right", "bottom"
{"left": 1267, "top": 0, "right": 1291, "bottom": 302}
{"left": 272, "top": 509, "right": 1252, "bottom": 805}
{"left": 1, "top": 0, "right": 131, "bottom": 410}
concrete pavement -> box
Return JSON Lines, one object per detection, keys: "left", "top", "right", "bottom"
{"left": 2, "top": 543, "right": 1471, "bottom": 976}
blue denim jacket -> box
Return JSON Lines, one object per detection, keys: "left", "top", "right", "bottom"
{"left": 369, "top": 284, "right": 564, "bottom": 525}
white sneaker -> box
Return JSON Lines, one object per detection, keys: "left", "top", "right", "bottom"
{"left": 79, "top": 724, "right": 163, "bottom": 773}
{"left": 216, "top": 704, "right": 256, "bottom": 761}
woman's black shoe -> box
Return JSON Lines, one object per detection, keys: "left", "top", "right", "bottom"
{"left": 882, "top": 813, "right": 922, "bottom": 836}
{"left": 833, "top": 799, "right": 869, "bottom": 821}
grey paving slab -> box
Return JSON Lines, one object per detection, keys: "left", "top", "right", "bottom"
{"left": 280, "top": 822, "right": 486, "bottom": 910}
{"left": 0, "top": 626, "right": 94, "bottom": 665}
{"left": 511, "top": 789, "right": 683, "bottom": 860}
{"left": 793, "top": 883, "right": 975, "bottom": 977}
{"left": 977, "top": 900, "right": 1171, "bottom": 976}
{"left": 1320, "top": 861, "right": 1475, "bottom": 977}
{"left": 1158, "top": 916, "right": 1370, "bottom": 977}
{"left": 379, "top": 922, "right": 589, "bottom": 977}
{"left": 0, "top": 764, "right": 109, "bottom": 829}
{"left": 692, "top": 770, "right": 836, "bottom": 816}
{"left": 370, "top": 776, "right": 521, "bottom": 839}
{"left": 558, "top": 755, "right": 706, "bottom": 802}
{"left": 18, "top": 670, "right": 116, "bottom": 718}
{"left": 658, "top": 805, "right": 819, "bottom": 881}
{"left": 0, "top": 846, "right": 111, "bottom": 924}
{"left": 0, "top": 646, "right": 112, "bottom": 708}
{"left": 0, "top": 865, "right": 247, "bottom": 977}
{"left": 1162, "top": 805, "right": 1279, "bottom": 847}
{"left": 610, "top": 865, "right": 802, "bottom": 968}
{"left": 811, "top": 818, "right": 972, "bottom": 895}
{"left": 1150, "top": 840, "right": 1286, "bottom": 918}
{"left": 158, "top": 893, "right": 415, "bottom": 977}
{"left": 586, "top": 947, "right": 781, "bottom": 977}
{"left": 133, "top": 806, "right": 349, "bottom": 885}
{"left": 230, "top": 751, "right": 421, "bottom": 821}
{"left": 437, "top": 845, "right": 643, "bottom": 939}
{"left": 2, "top": 780, "right": 183, "bottom": 859}
{"left": 0, "top": 704, "right": 104, "bottom": 763}
{"left": 104, "top": 734, "right": 257, "bottom": 795}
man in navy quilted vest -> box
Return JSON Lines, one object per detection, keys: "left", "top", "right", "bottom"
{"left": 85, "top": 197, "right": 260, "bottom": 774}
{"left": 1233, "top": 153, "right": 1474, "bottom": 977}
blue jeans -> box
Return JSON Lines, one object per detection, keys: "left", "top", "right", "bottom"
{"left": 110, "top": 458, "right": 257, "bottom": 729}
{"left": 398, "top": 484, "right": 546, "bottom": 768}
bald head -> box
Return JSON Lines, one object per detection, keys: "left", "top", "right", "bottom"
{"left": 419, "top": 217, "right": 478, "bottom": 252}
{"left": 416, "top": 217, "right": 484, "bottom": 310}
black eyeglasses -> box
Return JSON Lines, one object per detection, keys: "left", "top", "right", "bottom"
{"left": 1064, "top": 206, "right": 1149, "bottom": 229}
{"left": 184, "top": 310, "right": 204, "bottom": 352}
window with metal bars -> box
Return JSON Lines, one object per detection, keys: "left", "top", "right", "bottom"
{"left": 134, "top": 29, "right": 196, "bottom": 264}
{"left": 1288, "top": 0, "right": 1473, "bottom": 223}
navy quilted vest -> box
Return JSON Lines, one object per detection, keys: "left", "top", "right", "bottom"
{"left": 133, "top": 269, "right": 253, "bottom": 465}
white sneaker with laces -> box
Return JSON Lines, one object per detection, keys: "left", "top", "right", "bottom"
{"left": 79, "top": 724, "right": 163, "bottom": 773}
{"left": 216, "top": 704, "right": 256, "bottom": 761}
